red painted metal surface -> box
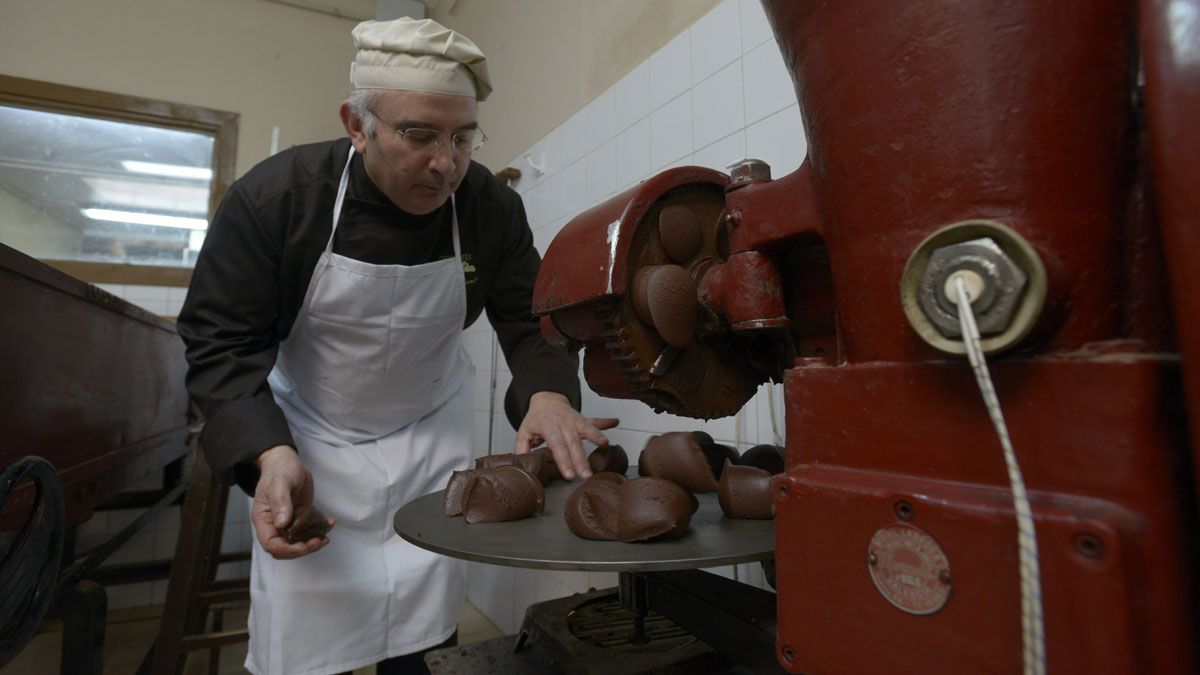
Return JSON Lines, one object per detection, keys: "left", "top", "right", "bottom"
{"left": 1141, "top": 0, "right": 1200, "bottom": 499}
{"left": 532, "top": 166, "right": 729, "bottom": 318}
{"left": 533, "top": 1, "right": 1197, "bottom": 671}
{"left": 752, "top": 1, "right": 1197, "bottom": 672}
{"left": 0, "top": 244, "right": 193, "bottom": 527}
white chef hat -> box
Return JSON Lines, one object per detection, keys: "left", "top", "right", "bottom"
{"left": 350, "top": 17, "right": 492, "bottom": 101}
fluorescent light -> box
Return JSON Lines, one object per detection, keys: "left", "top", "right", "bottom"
{"left": 84, "top": 177, "right": 210, "bottom": 213}
{"left": 121, "top": 160, "right": 213, "bottom": 180}
{"left": 82, "top": 208, "right": 208, "bottom": 230}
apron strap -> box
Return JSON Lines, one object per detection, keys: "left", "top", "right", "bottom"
{"left": 326, "top": 144, "right": 356, "bottom": 253}
{"left": 450, "top": 194, "right": 462, "bottom": 263}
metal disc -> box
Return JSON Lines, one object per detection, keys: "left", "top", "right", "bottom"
{"left": 393, "top": 473, "right": 776, "bottom": 571}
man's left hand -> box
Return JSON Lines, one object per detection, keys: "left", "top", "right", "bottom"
{"left": 515, "top": 391, "right": 618, "bottom": 480}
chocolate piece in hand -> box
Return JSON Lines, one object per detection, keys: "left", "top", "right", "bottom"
{"left": 718, "top": 461, "right": 775, "bottom": 519}
{"left": 285, "top": 504, "right": 331, "bottom": 543}
{"left": 587, "top": 444, "right": 629, "bottom": 475}
{"left": 638, "top": 431, "right": 719, "bottom": 493}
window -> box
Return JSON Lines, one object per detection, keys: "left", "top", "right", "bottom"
{"left": 0, "top": 75, "right": 237, "bottom": 287}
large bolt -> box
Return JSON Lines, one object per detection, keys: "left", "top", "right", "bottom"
{"left": 918, "top": 238, "right": 1028, "bottom": 338}
{"left": 729, "top": 158, "right": 771, "bottom": 184}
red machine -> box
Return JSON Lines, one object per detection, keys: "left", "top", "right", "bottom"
{"left": 533, "top": 1, "right": 1199, "bottom": 673}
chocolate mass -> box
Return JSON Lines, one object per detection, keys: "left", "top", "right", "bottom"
{"left": 475, "top": 450, "right": 555, "bottom": 484}
{"left": 444, "top": 465, "right": 546, "bottom": 524}
{"left": 739, "top": 444, "right": 785, "bottom": 475}
{"left": 285, "top": 504, "right": 332, "bottom": 543}
{"left": 718, "top": 462, "right": 775, "bottom": 520}
{"left": 700, "top": 443, "right": 739, "bottom": 480}
{"left": 564, "top": 473, "right": 625, "bottom": 540}
{"left": 565, "top": 473, "right": 698, "bottom": 542}
{"left": 588, "top": 444, "right": 629, "bottom": 475}
{"left": 638, "top": 431, "right": 719, "bottom": 493}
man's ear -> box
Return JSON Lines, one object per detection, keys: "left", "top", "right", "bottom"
{"left": 339, "top": 101, "right": 369, "bottom": 154}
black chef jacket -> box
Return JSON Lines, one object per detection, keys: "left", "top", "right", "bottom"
{"left": 177, "top": 138, "right": 580, "bottom": 493}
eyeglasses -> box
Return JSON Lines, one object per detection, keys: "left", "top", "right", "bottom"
{"left": 368, "top": 110, "right": 487, "bottom": 154}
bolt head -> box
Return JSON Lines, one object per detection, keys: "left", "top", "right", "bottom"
{"left": 919, "top": 238, "right": 1028, "bottom": 338}
{"left": 729, "top": 158, "right": 771, "bottom": 184}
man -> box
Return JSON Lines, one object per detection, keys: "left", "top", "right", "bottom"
{"left": 177, "top": 17, "right": 616, "bottom": 675}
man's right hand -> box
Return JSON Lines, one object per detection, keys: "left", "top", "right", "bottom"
{"left": 252, "top": 445, "right": 334, "bottom": 559}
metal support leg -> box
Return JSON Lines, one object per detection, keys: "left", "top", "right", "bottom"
{"left": 58, "top": 580, "right": 107, "bottom": 675}
{"left": 617, "top": 571, "right": 650, "bottom": 645}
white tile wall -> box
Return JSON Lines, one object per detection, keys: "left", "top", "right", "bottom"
{"left": 467, "top": 0, "right": 799, "bottom": 634}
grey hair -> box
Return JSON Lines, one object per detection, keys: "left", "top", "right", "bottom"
{"left": 347, "top": 89, "right": 383, "bottom": 138}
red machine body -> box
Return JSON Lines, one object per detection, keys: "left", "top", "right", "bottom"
{"left": 533, "top": 1, "right": 1199, "bottom": 672}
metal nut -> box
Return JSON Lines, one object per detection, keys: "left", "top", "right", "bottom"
{"left": 729, "top": 158, "right": 771, "bottom": 184}
{"left": 918, "top": 237, "right": 1028, "bottom": 338}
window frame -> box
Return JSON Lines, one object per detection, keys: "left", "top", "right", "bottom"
{"left": 0, "top": 74, "right": 239, "bottom": 287}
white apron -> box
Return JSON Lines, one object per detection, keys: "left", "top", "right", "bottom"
{"left": 246, "top": 146, "right": 473, "bottom": 675}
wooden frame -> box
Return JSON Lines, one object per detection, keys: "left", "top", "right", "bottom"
{"left": 0, "top": 74, "right": 240, "bottom": 287}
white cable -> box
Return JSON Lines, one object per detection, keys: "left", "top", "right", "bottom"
{"left": 953, "top": 274, "right": 1046, "bottom": 675}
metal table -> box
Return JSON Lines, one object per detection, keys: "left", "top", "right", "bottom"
{"left": 393, "top": 474, "right": 775, "bottom": 571}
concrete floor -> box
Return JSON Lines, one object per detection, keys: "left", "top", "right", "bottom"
{"left": 0, "top": 600, "right": 501, "bottom": 675}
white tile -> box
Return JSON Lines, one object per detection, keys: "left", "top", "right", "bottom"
{"left": 614, "top": 61, "right": 651, "bottom": 133}
{"left": 107, "top": 582, "right": 153, "bottom": 610}
{"left": 109, "top": 529, "right": 155, "bottom": 565}
{"left": 740, "top": 0, "right": 775, "bottom": 52}
{"left": 533, "top": 222, "right": 557, "bottom": 258}
{"left": 513, "top": 129, "right": 560, "bottom": 191}
{"left": 585, "top": 88, "right": 617, "bottom": 152}
{"left": 560, "top": 159, "right": 588, "bottom": 221}
{"left": 535, "top": 574, "right": 571, "bottom": 603}
{"left": 650, "top": 93, "right": 694, "bottom": 171}
{"left": 168, "top": 286, "right": 188, "bottom": 303}
{"left": 515, "top": 568, "right": 539, "bottom": 606}
{"left": 585, "top": 140, "right": 618, "bottom": 205}
{"left": 691, "top": 0, "right": 742, "bottom": 86}
{"left": 473, "top": 367, "right": 492, "bottom": 413}
{"left": 743, "top": 40, "right": 795, "bottom": 125}
{"left": 77, "top": 512, "right": 108, "bottom": 539}
{"left": 615, "top": 118, "right": 652, "bottom": 189}
{"left": 462, "top": 330, "right": 494, "bottom": 367}
{"left": 692, "top": 61, "right": 745, "bottom": 150}
{"left": 558, "top": 110, "right": 589, "bottom": 169}
{"left": 475, "top": 410, "right": 493, "bottom": 454}
{"left": 650, "top": 30, "right": 692, "bottom": 111}
{"left": 745, "top": 103, "right": 808, "bottom": 179}
{"left": 523, "top": 173, "right": 560, "bottom": 231}
{"left": 94, "top": 283, "right": 124, "bottom": 296}
{"left": 693, "top": 130, "right": 746, "bottom": 173}
{"left": 124, "top": 285, "right": 167, "bottom": 302}
{"left": 154, "top": 528, "right": 179, "bottom": 559}
{"left": 588, "top": 571, "right": 618, "bottom": 590}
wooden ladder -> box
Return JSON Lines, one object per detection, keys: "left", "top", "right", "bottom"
{"left": 143, "top": 450, "right": 250, "bottom": 675}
